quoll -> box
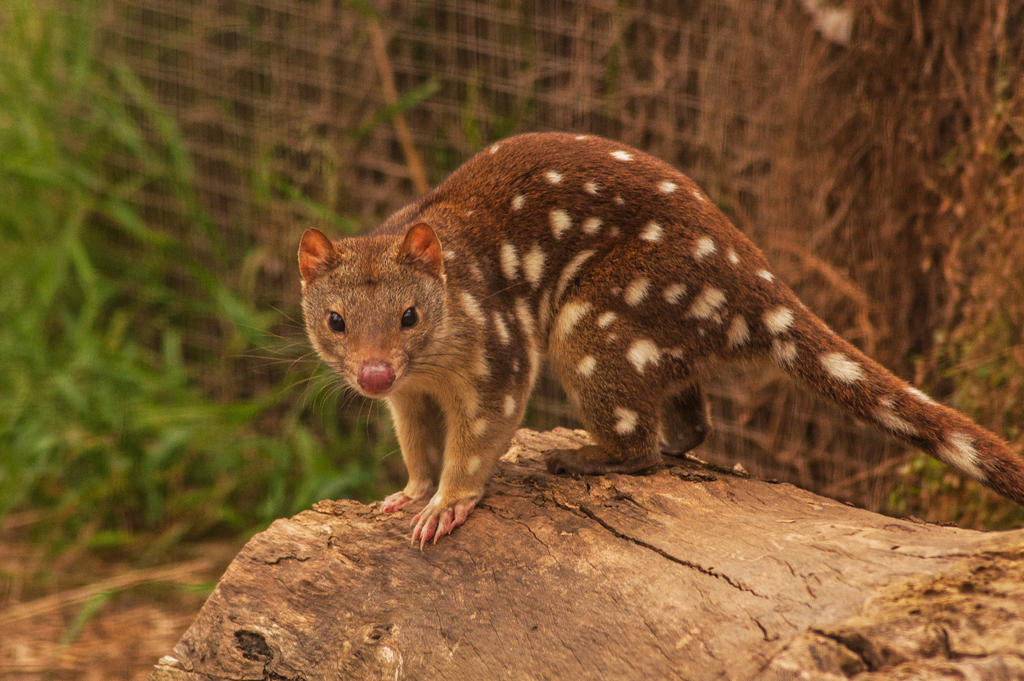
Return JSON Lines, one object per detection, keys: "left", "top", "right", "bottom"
{"left": 298, "top": 132, "right": 1024, "bottom": 545}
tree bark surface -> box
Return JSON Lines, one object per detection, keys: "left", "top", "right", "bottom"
{"left": 150, "top": 428, "right": 1024, "bottom": 681}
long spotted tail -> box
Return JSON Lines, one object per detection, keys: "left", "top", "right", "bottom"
{"left": 768, "top": 299, "right": 1024, "bottom": 505}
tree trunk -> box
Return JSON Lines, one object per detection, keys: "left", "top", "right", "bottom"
{"left": 149, "top": 428, "right": 1024, "bottom": 681}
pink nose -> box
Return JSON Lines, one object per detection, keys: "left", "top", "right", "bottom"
{"left": 357, "top": 361, "right": 396, "bottom": 395}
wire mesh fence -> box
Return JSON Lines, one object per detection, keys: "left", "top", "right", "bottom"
{"left": 93, "top": 0, "right": 1024, "bottom": 521}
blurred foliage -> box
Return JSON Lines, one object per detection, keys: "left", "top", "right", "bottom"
{"left": 846, "top": 1, "right": 1024, "bottom": 529}
{"left": 0, "top": 0, "right": 389, "bottom": 556}
{"left": 889, "top": 455, "right": 1024, "bottom": 531}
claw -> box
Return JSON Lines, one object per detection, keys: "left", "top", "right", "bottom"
{"left": 422, "top": 515, "right": 439, "bottom": 547}
{"left": 410, "top": 508, "right": 436, "bottom": 549}
{"left": 434, "top": 508, "right": 455, "bottom": 542}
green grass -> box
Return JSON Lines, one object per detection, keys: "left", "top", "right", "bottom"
{"left": 0, "top": 1, "right": 390, "bottom": 556}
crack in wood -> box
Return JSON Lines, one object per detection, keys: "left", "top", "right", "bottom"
{"left": 257, "top": 555, "right": 311, "bottom": 566}
{"left": 562, "top": 500, "right": 769, "bottom": 598}
{"left": 751, "top": 616, "right": 774, "bottom": 642}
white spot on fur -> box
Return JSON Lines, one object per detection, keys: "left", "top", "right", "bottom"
{"left": 694, "top": 237, "right": 717, "bottom": 260}
{"left": 577, "top": 355, "right": 597, "bottom": 377}
{"left": 728, "top": 249, "right": 740, "bottom": 265}
{"left": 467, "top": 455, "right": 482, "bottom": 474}
{"left": 627, "top": 338, "right": 661, "bottom": 374}
{"left": 489, "top": 144, "right": 500, "bottom": 154}
{"left": 610, "top": 150, "right": 633, "bottom": 161}
{"left": 526, "top": 347, "right": 541, "bottom": 385}
{"left": 937, "top": 432, "right": 986, "bottom": 481}
{"left": 820, "top": 352, "right": 864, "bottom": 383}
{"left": 663, "top": 283, "right": 687, "bottom": 304}
{"left": 575, "top": 135, "right": 588, "bottom": 140}
{"left": 597, "top": 311, "right": 618, "bottom": 328}
{"left": 504, "top": 394, "right": 517, "bottom": 418}
{"left": 727, "top": 315, "right": 750, "bottom": 348}
{"left": 443, "top": 249, "right": 456, "bottom": 261}
{"left": 658, "top": 180, "right": 677, "bottom": 194}
{"left": 555, "top": 249, "right": 596, "bottom": 302}
{"left": 522, "top": 245, "right": 546, "bottom": 286}
{"left": 515, "top": 298, "right": 536, "bottom": 341}
{"left": 692, "top": 189, "right": 706, "bottom": 202}
{"left": 460, "top": 291, "right": 487, "bottom": 326}
{"left": 772, "top": 339, "right": 798, "bottom": 365}
{"left": 500, "top": 242, "right": 519, "bottom": 280}
{"left": 462, "top": 389, "right": 480, "bottom": 419}
{"left": 906, "top": 386, "right": 937, "bottom": 405}
{"left": 640, "top": 221, "right": 663, "bottom": 242}
{"left": 465, "top": 209, "right": 474, "bottom": 217}
{"left": 473, "top": 346, "right": 490, "bottom": 378}
{"left": 874, "top": 398, "right": 918, "bottom": 436}
{"left": 545, "top": 170, "right": 563, "bottom": 184}
{"left": 584, "top": 181, "right": 600, "bottom": 195}
{"left": 493, "top": 311, "right": 511, "bottom": 345}
{"left": 624, "top": 278, "right": 650, "bottom": 306}
{"left": 537, "top": 289, "right": 553, "bottom": 336}
{"left": 550, "top": 209, "right": 572, "bottom": 239}
{"left": 512, "top": 194, "right": 526, "bottom": 210}
{"left": 553, "top": 300, "right": 592, "bottom": 339}
{"left": 757, "top": 270, "right": 775, "bottom": 282}
{"left": 614, "top": 195, "right": 625, "bottom": 206}
{"left": 688, "top": 286, "right": 726, "bottom": 319}
{"left": 614, "top": 407, "right": 638, "bottom": 435}
{"left": 763, "top": 307, "right": 795, "bottom": 335}
{"left": 471, "top": 418, "right": 488, "bottom": 437}
{"left": 582, "top": 217, "right": 602, "bottom": 235}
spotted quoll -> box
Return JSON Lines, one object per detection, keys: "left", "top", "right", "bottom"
{"left": 299, "top": 132, "right": 1024, "bottom": 545}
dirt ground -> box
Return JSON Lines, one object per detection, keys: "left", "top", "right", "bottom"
{"left": 0, "top": 517, "right": 236, "bottom": 681}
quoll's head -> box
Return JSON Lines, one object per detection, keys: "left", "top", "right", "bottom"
{"left": 298, "top": 223, "right": 447, "bottom": 398}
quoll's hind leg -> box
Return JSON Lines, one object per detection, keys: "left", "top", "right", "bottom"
{"left": 660, "top": 382, "right": 711, "bottom": 456}
{"left": 546, "top": 315, "right": 664, "bottom": 475}
{"left": 545, "top": 389, "right": 663, "bottom": 475}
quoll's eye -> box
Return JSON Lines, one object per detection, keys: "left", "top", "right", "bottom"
{"left": 327, "top": 311, "right": 346, "bottom": 333}
{"left": 401, "top": 306, "right": 419, "bottom": 329}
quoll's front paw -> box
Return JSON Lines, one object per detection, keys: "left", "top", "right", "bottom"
{"left": 380, "top": 491, "right": 416, "bottom": 513}
{"left": 410, "top": 493, "right": 479, "bottom": 548}
{"left": 380, "top": 483, "right": 434, "bottom": 513}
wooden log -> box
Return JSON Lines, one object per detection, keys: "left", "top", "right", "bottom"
{"left": 149, "top": 428, "right": 1024, "bottom": 681}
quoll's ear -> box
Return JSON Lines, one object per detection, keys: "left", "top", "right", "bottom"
{"left": 298, "top": 229, "right": 339, "bottom": 285}
{"left": 398, "top": 222, "right": 444, "bottom": 278}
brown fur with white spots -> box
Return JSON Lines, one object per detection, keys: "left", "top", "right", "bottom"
{"left": 299, "top": 132, "right": 1024, "bottom": 545}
